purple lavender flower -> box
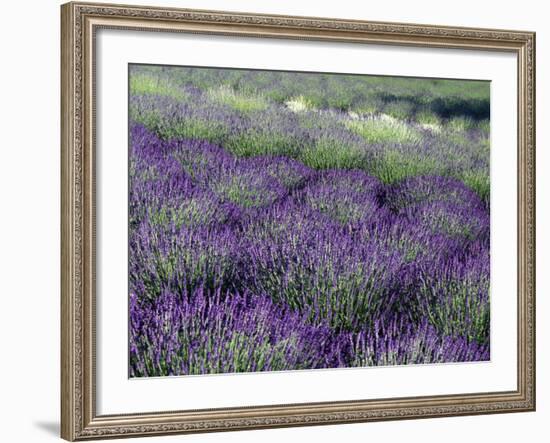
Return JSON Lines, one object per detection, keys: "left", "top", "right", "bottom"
{"left": 247, "top": 155, "right": 315, "bottom": 191}
{"left": 413, "top": 248, "right": 490, "bottom": 345}
{"left": 242, "top": 199, "right": 405, "bottom": 331}
{"left": 347, "top": 315, "right": 489, "bottom": 367}
{"left": 128, "top": 66, "right": 491, "bottom": 376}
{"left": 407, "top": 200, "right": 489, "bottom": 245}
{"left": 295, "top": 169, "right": 388, "bottom": 228}
{"left": 384, "top": 175, "right": 486, "bottom": 213}
{"left": 129, "top": 286, "right": 347, "bottom": 376}
{"left": 210, "top": 162, "right": 288, "bottom": 209}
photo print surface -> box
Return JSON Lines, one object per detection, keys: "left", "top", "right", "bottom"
{"left": 128, "top": 64, "right": 490, "bottom": 378}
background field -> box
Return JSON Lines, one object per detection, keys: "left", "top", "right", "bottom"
{"left": 128, "top": 65, "right": 490, "bottom": 377}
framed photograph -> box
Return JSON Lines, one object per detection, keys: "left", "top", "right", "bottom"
{"left": 61, "top": 1, "right": 536, "bottom": 440}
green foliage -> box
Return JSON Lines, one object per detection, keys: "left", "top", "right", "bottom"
{"left": 383, "top": 100, "right": 416, "bottom": 121}
{"left": 370, "top": 150, "right": 439, "bottom": 184}
{"left": 208, "top": 85, "right": 268, "bottom": 112}
{"left": 476, "top": 118, "right": 491, "bottom": 134}
{"left": 447, "top": 116, "right": 477, "bottom": 132}
{"left": 130, "top": 74, "right": 186, "bottom": 100}
{"left": 415, "top": 111, "right": 441, "bottom": 126}
{"left": 299, "top": 138, "right": 366, "bottom": 170}
{"left": 130, "top": 108, "right": 228, "bottom": 143}
{"left": 285, "top": 95, "right": 317, "bottom": 113}
{"left": 129, "top": 109, "right": 164, "bottom": 133}
{"left": 345, "top": 117, "right": 420, "bottom": 145}
{"left": 462, "top": 169, "right": 490, "bottom": 206}
{"left": 157, "top": 119, "right": 228, "bottom": 142}
{"left": 224, "top": 131, "right": 300, "bottom": 158}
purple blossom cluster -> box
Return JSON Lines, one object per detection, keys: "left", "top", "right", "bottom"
{"left": 129, "top": 118, "right": 490, "bottom": 377}
{"left": 130, "top": 287, "right": 346, "bottom": 376}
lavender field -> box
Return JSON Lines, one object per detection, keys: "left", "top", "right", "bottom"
{"left": 129, "top": 65, "right": 490, "bottom": 377}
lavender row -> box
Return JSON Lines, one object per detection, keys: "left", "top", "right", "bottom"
{"left": 129, "top": 74, "right": 489, "bottom": 206}
{"left": 129, "top": 124, "right": 490, "bottom": 375}
{"left": 130, "top": 286, "right": 489, "bottom": 377}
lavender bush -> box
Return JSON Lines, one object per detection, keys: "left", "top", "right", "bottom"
{"left": 129, "top": 65, "right": 491, "bottom": 377}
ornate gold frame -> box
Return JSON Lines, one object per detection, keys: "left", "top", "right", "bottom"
{"left": 61, "top": 2, "right": 536, "bottom": 440}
